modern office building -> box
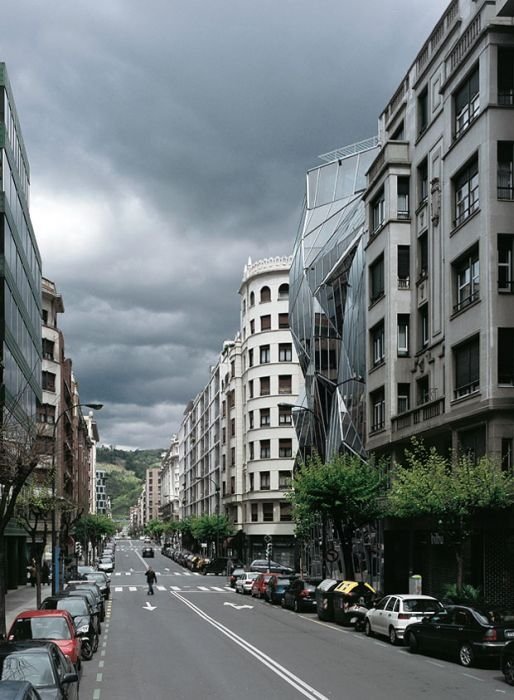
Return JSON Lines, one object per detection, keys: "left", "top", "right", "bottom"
{"left": 1, "top": 64, "right": 43, "bottom": 588}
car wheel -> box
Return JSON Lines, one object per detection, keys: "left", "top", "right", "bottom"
{"left": 407, "top": 632, "right": 418, "bottom": 653}
{"left": 388, "top": 627, "right": 398, "bottom": 645}
{"left": 92, "top": 633, "right": 99, "bottom": 653}
{"left": 365, "top": 619, "right": 373, "bottom": 637}
{"left": 294, "top": 599, "right": 299, "bottom": 613}
{"left": 98, "top": 622, "right": 102, "bottom": 635}
{"left": 503, "top": 657, "right": 514, "bottom": 686}
{"left": 459, "top": 642, "right": 475, "bottom": 667}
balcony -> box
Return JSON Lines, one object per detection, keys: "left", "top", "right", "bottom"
{"left": 367, "top": 142, "right": 410, "bottom": 189}
{"left": 391, "top": 395, "right": 445, "bottom": 434}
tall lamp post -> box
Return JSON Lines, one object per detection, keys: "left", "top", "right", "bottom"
{"left": 51, "top": 402, "right": 102, "bottom": 594}
{"left": 193, "top": 476, "right": 221, "bottom": 556}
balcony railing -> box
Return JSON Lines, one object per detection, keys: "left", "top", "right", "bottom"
{"left": 391, "top": 395, "right": 445, "bottom": 433}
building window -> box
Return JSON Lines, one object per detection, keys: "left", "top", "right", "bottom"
{"left": 498, "top": 234, "right": 514, "bottom": 292}
{"left": 260, "top": 345, "right": 270, "bottom": 364}
{"left": 278, "top": 283, "right": 289, "bottom": 299}
{"left": 418, "top": 232, "right": 428, "bottom": 277}
{"left": 397, "top": 314, "right": 409, "bottom": 356}
{"left": 391, "top": 121, "right": 404, "bottom": 140}
{"left": 418, "top": 158, "right": 428, "bottom": 204}
{"left": 454, "top": 335, "right": 480, "bottom": 398}
{"left": 249, "top": 442, "right": 254, "bottom": 460}
{"left": 262, "top": 503, "right": 274, "bottom": 522}
{"left": 279, "top": 405, "right": 292, "bottom": 425}
{"left": 249, "top": 473, "right": 254, "bottom": 491}
{"left": 502, "top": 438, "right": 513, "bottom": 471}
{"left": 260, "top": 315, "right": 271, "bottom": 331}
{"left": 251, "top": 503, "right": 258, "bottom": 522}
{"left": 42, "top": 371, "right": 56, "bottom": 392}
{"left": 371, "top": 188, "right": 385, "bottom": 234}
{"left": 222, "top": 427, "right": 226, "bottom": 444}
{"left": 397, "top": 177, "right": 410, "bottom": 218}
{"left": 278, "top": 470, "right": 292, "bottom": 489}
{"left": 249, "top": 380, "right": 254, "bottom": 398}
{"left": 250, "top": 319, "right": 255, "bottom": 334}
{"left": 279, "top": 343, "right": 292, "bottom": 362}
{"left": 222, "top": 454, "right": 226, "bottom": 471}
{"left": 260, "top": 470, "right": 270, "bottom": 488}
{"left": 371, "top": 321, "right": 385, "bottom": 367}
{"left": 498, "top": 48, "right": 514, "bottom": 105}
{"left": 260, "top": 408, "right": 270, "bottom": 427}
{"left": 418, "top": 86, "right": 428, "bottom": 135}
{"left": 260, "top": 286, "right": 271, "bottom": 303}
{"left": 453, "top": 246, "right": 479, "bottom": 312}
{"left": 260, "top": 377, "right": 270, "bottom": 396}
{"left": 498, "top": 328, "right": 514, "bottom": 384}
{"left": 250, "top": 291, "right": 255, "bottom": 307}
{"left": 498, "top": 141, "right": 514, "bottom": 200}
{"left": 230, "top": 476, "right": 235, "bottom": 494}
{"left": 454, "top": 156, "right": 479, "bottom": 226}
{"left": 397, "top": 245, "right": 410, "bottom": 289}
{"left": 279, "top": 439, "right": 292, "bottom": 458}
{"left": 369, "top": 254, "right": 384, "bottom": 303}
{"left": 417, "top": 376, "right": 430, "bottom": 406}
{"left": 397, "top": 383, "right": 410, "bottom": 414}
{"left": 458, "top": 426, "right": 485, "bottom": 462}
{"left": 249, "top": 349, "right": 254, "bottom": 367}
{"left": 278, "top": 313, "right": 289, "bottom": 329}
{"left": 42, "top": 339, "right": 54, "bottom": 360}
{"left": 37, "top": 403, "right": 55, "bottom": 424}
{"left": 370, "top": 387, "right": 385, "bottom": 433}
{"left": 260, "top": 441, "right": 271, "bottom": 460}
{"left": 278, "top": 375, "right": 292, "bottom": 394}
{"left": 280, "top": 502, "right": 292, "bottom": 522}
{"left": 230, "top": 418, "right": 235, "bottom": 437}
{"left": 419, "top": 304, "right": 429, "bottom": 349}
{"left": 248, "top": 411, "right": 254, "bottom": 429}
{"left": 454, "top": 66, "right": 479, "bottom": 138}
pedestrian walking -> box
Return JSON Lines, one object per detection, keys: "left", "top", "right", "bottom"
{"left": 41, "top": 562, "right": 50, "bottom": 585}
{"left": 27, "top": 559, "right": 36, "bottom": 587}
{"left": 145, "top": 567, "right": 157, "bottom": 595}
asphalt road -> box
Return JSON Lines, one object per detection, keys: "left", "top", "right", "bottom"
{"left": 78, "top": 540, "right": 510, "bottom": 699}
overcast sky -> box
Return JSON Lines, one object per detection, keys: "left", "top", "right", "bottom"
{"left": 1, "top": 0, "right": 449, "bottom": 449}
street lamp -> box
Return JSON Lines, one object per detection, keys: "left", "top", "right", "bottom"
{"left": 192, "top": 476, "right": 221, "bottom": 556}
{"left": 51, "top": 402, "right": 102, "bottom": 594}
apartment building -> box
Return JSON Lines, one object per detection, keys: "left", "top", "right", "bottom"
{"left": 95, "top": 469, "right": 110, "bottom": 516}
{"left": 159, "top": 436, "right": 180, "bottom": 521}
{"left": 145, "top": 467, "right": 161, "bottom": 523}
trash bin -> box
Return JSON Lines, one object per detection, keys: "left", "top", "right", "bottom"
{"left": 409, "top": 575, "right": 422, "bottom": 595}
{"left": 332, "top": 580, "right": 376, "bottom": 626}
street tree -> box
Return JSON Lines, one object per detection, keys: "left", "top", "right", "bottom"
{"left": 387, "top": 439, "right": 514, "bottom": 590}
{"left": 74, "top": 514, "right": 116, "bottom": 563}
{"left": 290, "top": 452, "right": 386, "bottom": 580}
{"left": 0, "top": 414, "right": 42, "bottom": 637}
{"left": 191, "top": 514, "right": 233, "bottom": 550}
{"left": 144, "top": 519, "right": 166, "bottom": 540}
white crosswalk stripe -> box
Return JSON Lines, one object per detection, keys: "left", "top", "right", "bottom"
{"left": 114, "top": 587, "right": 122, "bottom": 592}
{"left": 170, "top": 586, "right": 180, "bottom": 591}
{"left": 129, "top": 586, "right": 137, "bottom": 591}
{"left": 156, "top": 585, "right": 166, "bottom": 591}
{"left": 111, "top": 584, "right": 233, "bottom": 593}
{"left": 197, "top": 586, "right": 209, "bottom": 591}
{"left": 212, "top": 587, "right": 225, "bottom": 592}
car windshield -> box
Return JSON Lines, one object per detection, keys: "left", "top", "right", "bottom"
{"left": 87, "top": 574, "right": 106, "bottom": 584}
{"left": 0, "top": 652, "right": 56, "bottom": 687}
{"left": 11, "top": 617, "right": 71, "bottom": 641}
{"left": 403, "top": 599, "right": 442, "bottom": 613}
{"left": 277, "top": 578, "right": 291, "bottom": 586}
{"left": 54, "top": 598, "right": 88, "bottom": 616}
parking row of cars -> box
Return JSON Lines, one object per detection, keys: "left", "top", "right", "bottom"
{"left": 0, "top": 540, "right": 116, "bottom": 699}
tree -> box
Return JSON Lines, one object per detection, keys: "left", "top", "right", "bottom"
{"left": 74, "top": 514, "right": 116, "bottom": 564}
{"left": 387, "top": 439, "right": 514, "bottom": 589}
{"left": 290, "top": 452, "right": 386, "bottom": 580}
{"left": 191, "top": 515, "right": 233, "bottom": 552}
{"left": 144, "top": 519, "right": 166, "bottom": 540}
{"left": 0, "top": 414, "right": 42, "bottom": 637}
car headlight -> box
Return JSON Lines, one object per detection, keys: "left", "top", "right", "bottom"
{"left": 76, "top": 625, "right": 89, "bottom": 634}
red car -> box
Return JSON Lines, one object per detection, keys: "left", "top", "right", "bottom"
{"left": 7, "top": 609, "right": 82, "bottom": 671}
{"left": 251, "top": 573, "right": 273, "bottom": 598}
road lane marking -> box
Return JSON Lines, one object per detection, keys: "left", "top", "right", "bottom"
{"left": 96, "top": 673, "right": 103, "bottom": 682}
{"left": 425, "top": 660, "right": 445, "bottom": 668}
{"left": 98, "top": 661, "right": 104, "bottom": 668}
{"left": 198, "top": 586, "right": 209, "bottom": 591}
{"left": 170, "top": 586, "right": 181, "bottom": 591}
{"left": 462, "top": 673, "right": 484, "bottom": 682}
{"left": 156, "top": 585, "right": 166, "bottom": 591}
{"left": 114, "top": 587, "right": 122, "bottom": 592}
{"left": 129, "top": 587, "right": 137, "bottom": 591}
{"left": 172, "top": 592, "right": 329, "bottom": 700}
{"left": 212, "top": 587, "right": 225, "bottom": 591}
{"left": 93, "top": 690, "right": 101, "bottom": 700}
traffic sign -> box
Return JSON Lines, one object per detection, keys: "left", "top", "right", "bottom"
{"left": 263, "top": 535, "right": 272, "bottom": 543}
{"left": 325, "top": 549, "right": 338, "bottom": 562}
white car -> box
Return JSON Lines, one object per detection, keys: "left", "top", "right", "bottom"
{"left": 235, "top": 572, "right": 259, "bottom": 594}
{"left": 365, "top": 594, "right": 443, "bottom": 645}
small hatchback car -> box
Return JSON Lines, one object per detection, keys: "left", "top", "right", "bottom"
{"left": 365, "top": 594, "right": 443, "bottom": 645}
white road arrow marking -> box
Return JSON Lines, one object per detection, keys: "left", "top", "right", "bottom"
{"left": 164, "top": 568, "right": 170, "bottom": 571}
{"left": 224, "top": 602, "right": 253, "bottom": 610}
{"left": 143, "top": 601, "right": 156, "bottom": 611}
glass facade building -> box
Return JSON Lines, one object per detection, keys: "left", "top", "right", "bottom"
{"left": 289, "top": 139, "right": 379, "bottom": 462}
{"left": 0, "top": 63, "right": 42, "bottom": 423}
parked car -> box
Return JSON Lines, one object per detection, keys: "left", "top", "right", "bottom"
{"left": 235, "top": 572, "right": 259, "bottom": 594}
{"left": 202, "top": 558, "right": 235, "bottom": 575}
{"left": 7, "top": 610, "right": 82, "bottom": 672}
{"left": 365, "top": 594, "right": 443, "bottom": 645}
{"left": 65, "top": 582, "right": 105, "bottom": 623}
{"left": 0, "top": 641, "right": 79, "bottom": 699}
{"left": 251, "top": 574, "right": 273, "bottom": 599}
{"left": 502, "top": 640, "right": 514, "bottom": 684}
{"left": 332, "top": 580, "right": 376, "bottom": 627}
{"left": 0, "top": 680, "right": 43, "bottom": 700}
{"left": 315, "top": 579, "right": 341, "bottom": 621}
{"left": 405, "top": 605, "right": 514, "bottom": 667}
{"left": 282, "top": 578, "right": 322, "bottom": 612}
{"left": 97, "top": 558, "right": 114, "bottom": 574}
{"left": 142, "top": 547, "right": 154, "bottom": 558}
{"left": 265, "top": 576, "right": 292, "bottom": 604}
{"left": 249, "top": 560, "right": 294, "bottom": 575}
{"left": 84, "top": 572, "right": 110, "bottom": 600}
{"left": 40, "top": 595, "right": 98, "bottom": 656}
{"left": 229, "top": 568, "right": 246, "bottom": 588}
{"left": 76, "top": 566, "right": 95, "bottom": 578}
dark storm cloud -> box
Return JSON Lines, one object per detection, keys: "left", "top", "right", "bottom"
{"left": 0, "top": 0, "right": 448, "bottom": 447}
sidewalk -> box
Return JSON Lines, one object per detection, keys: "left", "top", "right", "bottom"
{"left": 4, "top": 583, "right": 52, "bottom": 631}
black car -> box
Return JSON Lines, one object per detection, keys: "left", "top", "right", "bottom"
{"left": 202, "top": 558, "right": 242, "bottom": 576}
{"left": 64, "top": 585, "right": 104, "bottom": 626}
{"left": 502, "top": 640, "right": 514, "bottom": 685}
{"left": 0, "top": 641, "right": 79, "bottom": 699}
{"left": 405, "top": 605, "right": 514, "bottom": 667}
{"left": 282, "top": 578, "right": 322, "bottom": 612}
{"left": 249, "top": 560, "right": 294, "bottom": 575}
{"left": 142, "top": 547, "right": 154, "bottom": 558}
{"left": 84, "top": 572, "right": 110, "bottom": 600}
{"left": 0, "top": 681, "right": 42, "bottom": 700}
